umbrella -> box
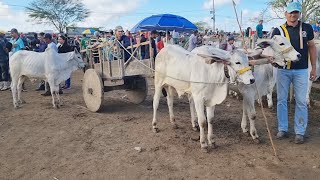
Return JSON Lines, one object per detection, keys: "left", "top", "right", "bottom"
{"left": 82, "top": 29, "right": 96, "bottom": 34}
{"left": 131, "top": 14, "right": 198, "bottom": 33}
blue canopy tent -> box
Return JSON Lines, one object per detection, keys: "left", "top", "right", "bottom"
{"left": 130, "top": 14, "right": 198, "bottom": 33}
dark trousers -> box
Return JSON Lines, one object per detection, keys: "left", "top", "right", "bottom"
{"left": 0, "top": 62, "right": 9, "bottom": 81}
{"left": 65, "top": 78, "right": 71, "bottom": 88}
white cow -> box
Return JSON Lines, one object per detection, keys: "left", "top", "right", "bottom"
{"left": 9, "top": 48, "right": 85, "bottom": 108}
{"left": 192, "top": 35, "right": 301, "bottom": 140}
{"left": 152, "top": 44, "right": 255, "bottom": 151}
{"left": 303, "top": 43, "right": 320, "bottom": 106}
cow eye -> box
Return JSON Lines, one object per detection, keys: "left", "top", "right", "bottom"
{"left": 236, "top": 62, "right": 241, "bottom": 65}
{"left": 279, "top": 43, "right": 285, "bottom": 46}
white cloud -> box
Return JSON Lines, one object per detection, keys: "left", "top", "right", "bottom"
{"left": 203, "top": 0, "right": 241, "bottom": 9}
{"left": 0, "top": 0, "right": 146, "bottom": 32}
{"left": 242, "top": 9, "right": 249, "bottom": 17}
{"left": 79, "top": 0, "right": 146, "bottom": 30}
{"left": 0, "top": 2, "right": 9, "bottom": 16}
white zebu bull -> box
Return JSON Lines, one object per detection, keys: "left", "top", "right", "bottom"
{"left": 192, "top": 35, "right": 301, "bottom": 140}
{"left": 152, "top": 44, "right": 255, "bottom": 151}
{"left": 303, "top": 43, "right": 320, "bottom": 106}
{"left": 9, "top": 48, "right": 85, "bottom": 108}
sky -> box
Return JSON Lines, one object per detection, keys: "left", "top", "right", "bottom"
{"left": 0, "top": 0, "right": 285, "bottom": 33}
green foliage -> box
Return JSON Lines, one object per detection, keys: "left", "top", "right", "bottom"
{"left": 268, "top": 0, "right": 320, "bottom": 23}
{"left": 193, "top": 21, "right": 209, "bottom": 32}
{"left": 26, "top": 0, "right": 90, "bottom": 33}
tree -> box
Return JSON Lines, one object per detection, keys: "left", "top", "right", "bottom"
{"left": 26, "top": 0, "right": 90, "bottom": 33}
{"left": 268, "top": 0, "right": 320, "bottom": 23}
{"left": 194, "top": 21, "right": 209, "bottom": 32}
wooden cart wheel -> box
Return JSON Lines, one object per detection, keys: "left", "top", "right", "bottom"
{"left": 126, "top": 76, "right": 148, "bottom": 104}
{"left": 82, "top": 69, "right": 104, "bottom": 112}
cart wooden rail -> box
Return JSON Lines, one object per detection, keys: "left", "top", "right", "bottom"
{"left": 82, "top": 38, "right": 155, "bottom": 112}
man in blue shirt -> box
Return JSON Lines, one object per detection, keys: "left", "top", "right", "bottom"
{"left": 115, "top": 26, "right": 131, "bottom": 61}
{"left": 9, "top": 28, "right": 25, "bottom": 54}
{"left": 256, "top": 20, "right": 264, "bottom": 39}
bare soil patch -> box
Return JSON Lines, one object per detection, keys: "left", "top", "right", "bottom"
{"left": 0, "top": 70, "right": 319, "bottom": 180}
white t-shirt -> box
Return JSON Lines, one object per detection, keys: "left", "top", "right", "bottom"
{"left": 172, "top": 31, "right": 179, "bottom": 39}
{"left": 187, "top": 34, "right": 197, "bottom": 51}
{"left": 164, "top": 37, "right": 174, "bottom": 44}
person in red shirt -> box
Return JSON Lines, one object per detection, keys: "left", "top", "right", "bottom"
{"left": 157, "top": 34, "right": 165, "bottom": 51}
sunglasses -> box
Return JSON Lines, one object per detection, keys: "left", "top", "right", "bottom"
{"left": 289, "top": 11, "right": 300, "bottom": 14}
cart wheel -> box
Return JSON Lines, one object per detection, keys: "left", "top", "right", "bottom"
{"left": 82, "top": 69, "right": 104, "bottom": 112}
{"left": 126, "top": 77, "right": 148, "bottom": 104}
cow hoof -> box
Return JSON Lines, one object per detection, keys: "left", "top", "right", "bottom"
{"left": 210, "top": 142, "right": 218, "bottom": 149}
{"left": 18, "top": 99, "right": 26, "bottom": 104}
{"left": 245, "top": 131, "right": 251, "bottom": 137}
{"left": 172, "top": 124, "right": 178, "bottom": 129}
{"left": 192, "top": 126, "right": 200, "bottom": 132}
{"left": 253, "top": 138, "right": 261, "bottom": 144}
{"left": 152, "top": 128, "right": 159, "bottom": 133}
{"left": 201, "top": 147, "right": 209, "bottom": 153}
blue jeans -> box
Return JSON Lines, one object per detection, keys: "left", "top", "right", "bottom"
{"left": 276, "top": 68, "right": 308, "bottom": 135}
{"left": 65, "top": 78, "right": 71, "bottom": 88}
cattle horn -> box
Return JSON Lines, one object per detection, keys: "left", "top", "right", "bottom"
{"left": 197, "top": 53, "right": 227, "bottom": 64}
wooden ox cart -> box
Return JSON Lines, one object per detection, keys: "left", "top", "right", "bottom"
{"left": 81, "top": 38, "right": 155, "bottom": 112}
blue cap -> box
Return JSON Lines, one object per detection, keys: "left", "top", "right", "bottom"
{"left": 286, "top": 2, "right": 302, "bottom": 13}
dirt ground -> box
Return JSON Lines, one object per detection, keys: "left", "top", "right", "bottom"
{"left": 0, "top": 70, "right": 319, "bottom": 180}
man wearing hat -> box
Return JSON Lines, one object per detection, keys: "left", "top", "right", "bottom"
{"left": 219, "top": 36, "right": 236, "bottom": 51}
{"left": 41, "top": 33, "right": 60, "bottom": 96}
{"left": 43, "top": 33, "right": 58, "bottom": 52}
{"left": 9, "top": 28, "right": 25, "bottom": 54}
{"left": 114, "top": 26, "right": 130, "bottom": 61}
{"left": 271, "top": 1, "right": 317, "bottom": 144}
{"left": 0, "top": 30, "right": 10, "bottom": 90}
